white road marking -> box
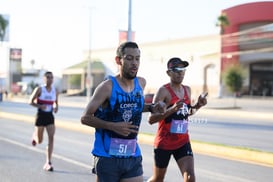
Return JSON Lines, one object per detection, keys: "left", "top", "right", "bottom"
{"left": 0, "top": 136, "right": 91, "bottom": 169}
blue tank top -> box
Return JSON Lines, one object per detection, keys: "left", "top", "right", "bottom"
{"left": 92, "top": 76, "right": 144, "bottom": 157}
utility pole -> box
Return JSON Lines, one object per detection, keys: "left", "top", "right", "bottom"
{"left": 86, "top": 7, "right": 93, "bottom": 102}
{"left": 127, "top": 0, "right": 132, "bottom": 41}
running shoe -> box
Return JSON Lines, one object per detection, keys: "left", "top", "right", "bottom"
{"left": 31, "top": 139, "right": 36, "bottom": 146}
{"left": 43, "top": 163, "right": 54, "bottom": 171}
{"left": 31, "top": 133, "right": 37, "bottom": 146}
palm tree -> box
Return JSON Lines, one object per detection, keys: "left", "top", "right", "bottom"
{"left": 216, "top": 13, "right": 230, "bottom": 35}
{"left": 0, "top": 15, "right": 9, "bottom": 42}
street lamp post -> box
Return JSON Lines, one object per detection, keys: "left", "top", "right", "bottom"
{"left": 86, "top": 7, "right": 93, "bottom": 102}
{"left": 127, "top": 0, "right": 132, "bottom": 41}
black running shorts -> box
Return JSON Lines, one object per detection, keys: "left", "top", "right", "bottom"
{"left": 35, "top": 112, "right": 54, "bottom": 126}
{"left": 154, "top": 142, "right": 193, "bottom": 168}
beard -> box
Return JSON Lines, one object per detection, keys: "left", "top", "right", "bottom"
{"left": 122, "top": 69, "right": 137, "bottom": 80}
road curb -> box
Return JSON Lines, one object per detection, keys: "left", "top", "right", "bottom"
{"left": 1, "top": 111, "right": 273, "bottom": 168}
{"left": 191, "top": 142, "right": 273, "bottom": 168}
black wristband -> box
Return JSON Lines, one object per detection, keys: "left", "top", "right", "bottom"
{"left": 148, "top": 103, "right": 155, "bottom": 113}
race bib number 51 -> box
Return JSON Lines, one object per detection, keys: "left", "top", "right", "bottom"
{"left": 109, "top": 138, "right": 136, "bottom": 157}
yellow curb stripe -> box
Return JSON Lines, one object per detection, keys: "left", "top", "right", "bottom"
{"left": 1, "top": 111, "right": 273, "bottom": 168}
{"left": 191, "top": 142, "right": 273, "bottom": 168}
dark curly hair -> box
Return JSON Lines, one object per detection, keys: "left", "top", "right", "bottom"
{"left": 116, "top": 42, "right": 139, "bottom": 58}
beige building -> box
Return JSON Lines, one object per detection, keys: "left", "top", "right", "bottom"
{"left": 63, "top": 34, "right": 221, "bottom": 98}
{"left": 62, "top": 60, "right": 106, "bottom": 95}
{"left": 63, "top": 2, "right": 273, "bottom": 98}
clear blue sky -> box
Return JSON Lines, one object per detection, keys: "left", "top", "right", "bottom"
{"left": 0, "top": 0, "right": 271, "bottom": 76}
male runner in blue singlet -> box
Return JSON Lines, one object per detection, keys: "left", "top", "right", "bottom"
{"left": 81, "top": 42, "right": 162, "bottom": 182}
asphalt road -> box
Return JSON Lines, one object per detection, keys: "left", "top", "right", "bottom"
{"left": 1, "top": 99, "right": 273, "bottom": 153}
{"left": 1, "top": 117, "right": 273, "bottom": 182}
{"left": 0, "top": 95, "right": 273, "bottom": 181}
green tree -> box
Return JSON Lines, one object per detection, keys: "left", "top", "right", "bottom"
{"left": 216, "top": 13, "right": 230, "bottom": 34}
{"left": 0, "top": 15, "right": 9, "bottom": 42}
{"left": 69, "top": 74, "right": 81, "bottom": 89}
{"left": 223, "top": 65, "right": 245, "bottom": 107}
